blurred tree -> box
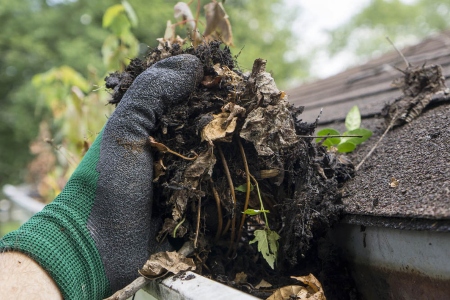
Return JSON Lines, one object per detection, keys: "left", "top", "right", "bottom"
{"left": 0, "top": 0, "right": 306, "bottom": 189}
{"left": 328, "top": 0, "right": 450, "bottom": 61}
{"left": 224, "top": 0, "right": 309, "bottom": 84}
{"left": 0, "top": 0, "right": 109, "bottom": 187}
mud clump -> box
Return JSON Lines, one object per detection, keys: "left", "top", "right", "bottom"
{"left": 105, "top": 41, "right": 355, "bottom": 298}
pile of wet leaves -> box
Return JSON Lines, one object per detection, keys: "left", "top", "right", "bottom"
{"left": 105, "top": 41, "right": 356, "bottom": 299}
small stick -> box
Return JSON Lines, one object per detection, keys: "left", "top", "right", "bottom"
{"left": 222, "top": 219, "right": 231, "bottom": 236}
{"left": 104, "top": 277, "right": 148, "bottom": 300}
{"left": 356, "top": 112, "right": 398, "bottom": 171}
{"left": 386, "top": 36, "right": 411, "bottom": 68}
{"left": 298, "top": 135, "right": 363, "bottom": 138}
{"left": 194, "top": 196, "right": 201, "bottom": 248}
{"left": 209, "top": 179, "right": 223, "bottom": 242}
{"left": 218, "top": 145, "right": 237, "bottom": 255}
{"left": 234, "top": 139, "right": 251, "bottom": 254}
{"left": 149, "top": 137, "right": 198, "bottom": 161}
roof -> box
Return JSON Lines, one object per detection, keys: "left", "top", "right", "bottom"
{"left": 287, "top": 30, "right": 450, "bottom": 221}
{"left": 288, "top": 30, "right": 450, "bottom": 123}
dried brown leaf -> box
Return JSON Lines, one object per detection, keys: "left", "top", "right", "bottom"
{"left": 240, "top": 101, "right": 299, "bottom": 156}
{"left": 267, "top": 274, "right": 326, "bottom": 300}
{"left": 384, "top": 64, "right": 448, "bottom": 126}
{"left": 170, "top": 148, "right": 215, "bottom": 221}
{"left": 153, "top": 159, "right": 166, "bottom": 182}
{"left": 139, "top": 251, "right": 195, "bottom": 279}
{"left": 201, "top": 112, "right": 237, "bottom": 143}
{"left": 222, "top": 102, "right": 245, "bottom": 128}
{"left": 204, "top": 2, "right": 233, "bottom": 45}
{"left": 267, "top": 285, "right": 307, "bottom": 300}
{"left": 291, "top": 274, "right": 324, "bottom": 295}
{"left": 174, "top": 2, "right": 201, "bottom": 44}
{"left": 390, "top": 177, "right": 399, "bottom": 188}
{"left": 234, "top": 272, "right": 247, "bottom": 284}
{"left": 255, "top": 279, "right": 272, "bottom": 289}
{"left": 201, "top": 75, "right": 222, "bottom": 87}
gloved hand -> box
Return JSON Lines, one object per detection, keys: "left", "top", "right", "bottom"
{"left": 0, "top": 54, "right": 203, "bottom": 299}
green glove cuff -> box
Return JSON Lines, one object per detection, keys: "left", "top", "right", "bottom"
{"left": 0, "top": 131, "right": 110, "bottom": 299}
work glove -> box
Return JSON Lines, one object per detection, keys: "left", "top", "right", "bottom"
{"left": 0, "top": 54, "right": 203, "bottom": 299}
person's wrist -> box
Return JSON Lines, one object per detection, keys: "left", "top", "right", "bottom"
{"left": 0, "top": 251, "right": 63, "bottom": 300}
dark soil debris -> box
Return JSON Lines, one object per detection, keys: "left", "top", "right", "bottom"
{"left": 382, "top": 63, "right": 449, "bottom": 127}
{"left": 105, "top": 41, "right": 355, "bottom": 299}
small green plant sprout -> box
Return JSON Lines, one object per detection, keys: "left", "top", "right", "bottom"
{"left": 236, "top": 179, "right": 279, "bottom": 269}
{"left": 243, "top": 209, "right": 270, "bottom": 216}
{"left": 316, "top": 105, "right": 372, "bottom": 153}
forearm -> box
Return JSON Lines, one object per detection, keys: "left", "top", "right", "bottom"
{"left": 0, "top": 251, "right": 62, "bottom": 300}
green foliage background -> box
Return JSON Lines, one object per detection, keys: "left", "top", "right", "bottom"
{"left": 1, "top": 0, "right": 450, "bottom": 189}
{"left": 0, "top": 0, "right": 306, "bottom": 188}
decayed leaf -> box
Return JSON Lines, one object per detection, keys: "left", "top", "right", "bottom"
{"left": 390, "top": 177, "right": 399, "bottom": 188}
{"left": 267, "top": 274, "right": 326, "bottom": 300}
{"left": 201, "top": 112, "right": 237, "bottom": 143}
{"left": 171, "top": 148, "right": 215, "bottom": 221}
{"left": 259, "top": 169, "right": 281, "bottom": 179}
{"left": 204, "top": 1, "right": 233, "bottom": 45}
{"left": 255, "top": 279, "right": 272, "bottom": 289}
{"left": 251, "top": 60, "right": 283, "bottom": 107}
{"left": 291, "top": 274, "right": 324, "bottom": 295}
{"left": 384, "top": 64, "right": 448, "bottom": 126}
{"left": 234, "top": 272, "right": 248, "bottom": 284}
{"left": 240, "top": 101, "right": 299, "bottom": 156}
{"left": 213, "top": 64, "right": 243, "bottom": 91}
{"left": 139, "top": 251, "right": 195, "bottom": 279}
{"left": 174, "top": 2, "right": 201, "bottom": 44}
{"left": 267, "top": 285, "right": 307, "bottom": 300}
{"left": 201, "top": 75, "right": 222, "bottom": 87}
{"left": 153, "top": 159, "right": 166, "bottom": 182}
{"left": 249, "top": 229, "right": 280, "bottom": 269}
{"left": 221, "top": 102, "right": 245, "bottom": 128}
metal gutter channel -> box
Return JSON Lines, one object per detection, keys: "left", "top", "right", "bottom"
{"left": 331, "top": 222, "right": 450, "bottom": 300}
{"left": 143, "top": 271, "right": 260, "bottom": 300}
{"left": 6, "top": 184, "right": 450, "bottom": 299}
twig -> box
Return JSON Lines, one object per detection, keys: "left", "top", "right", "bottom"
{"left": 356, "top": 112, "right": 398, "bottom": 171}
{"left": 218, "top": 145, "right": 237, "bottom": 255}
{"left": 194, "top": 195, "right": 201, "bottom": 249}
{"left": 104, "top": 276, "right": 148, "bottom": 300}
{"left": 222, "top": 219, "right": 231, "bottom": 236}
{"left": 234, "top": 139, "right": 251, "bottom": 254}
{"left": 298, "top": 135, "right": 363, "bottom": 138}
{"left": 386, "top": 36, "right": 411, "bottom": 68}
{"left": 149, "top": 137, "right": 198, "bottom": 161}
{"left": 209, "top": 179, "right": 223, "bottom": 242}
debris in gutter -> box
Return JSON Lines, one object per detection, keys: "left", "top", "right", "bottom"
{"left": 105, "top": 41, "right": 358, "bottom": 299}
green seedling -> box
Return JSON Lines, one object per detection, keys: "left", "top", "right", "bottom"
{"left": 316, "top": 106, "right": 372, "bottom": 153}
{"left": 236, "top": 179, "right": 279, "bottom": 269}
{"left": 243, "top": 209, "right": 270, "bottom": 216}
